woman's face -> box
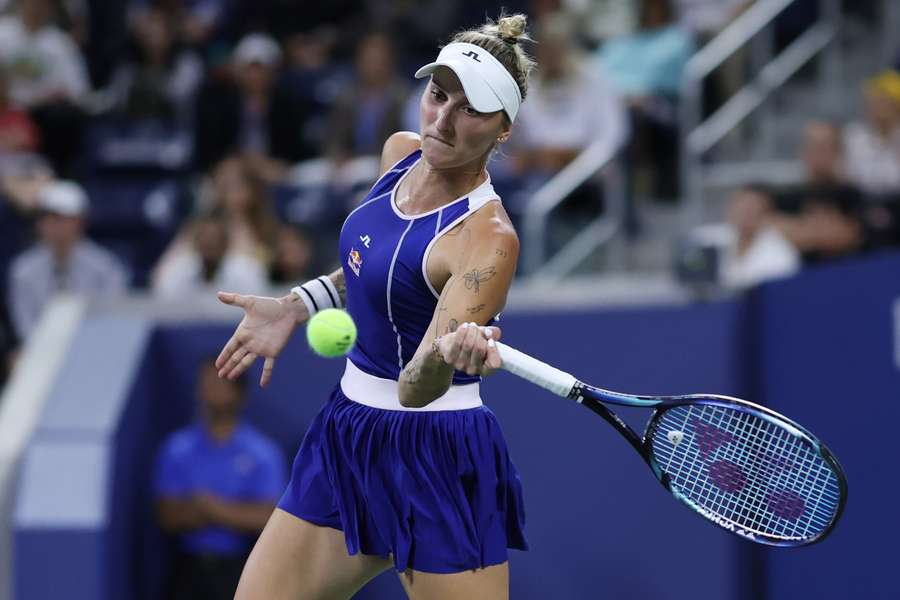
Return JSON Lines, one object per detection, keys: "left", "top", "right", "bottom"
{"left": 419, "top": 67, "right": 510, "bottom": 170}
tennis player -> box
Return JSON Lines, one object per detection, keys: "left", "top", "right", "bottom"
{"left": 215, "top": 14, "right": 535, "bottom": 599}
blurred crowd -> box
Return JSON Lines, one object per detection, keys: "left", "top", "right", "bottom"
{"left": 1, "top": 0, "right": 900, "bottom": 388}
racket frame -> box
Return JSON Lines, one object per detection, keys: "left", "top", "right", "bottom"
{"left": 570, "top": 382, "right": 848, "bottom": 547}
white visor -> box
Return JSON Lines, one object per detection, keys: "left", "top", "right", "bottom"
{"left": 415, "top": 42, "right": 522, "bottom": 122}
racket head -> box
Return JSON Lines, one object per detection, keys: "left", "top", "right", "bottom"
{"left": 642, "top": 396, "right": 847, "bottom": 547}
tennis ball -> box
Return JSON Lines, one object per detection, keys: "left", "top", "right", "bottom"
{"left": 306, "top": 309, "right": 357, "bottom": 358}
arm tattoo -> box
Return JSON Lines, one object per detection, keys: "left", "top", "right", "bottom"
{"left": 463, "top": 267, "right": 497, "bottom": 294}
{"left": 446, "top": 318, "right": 459, "bottom": 334}
{"left": 466, "top": 304, "right": 486, "bottom": 314}
{"left": 495, "top": 248, "right": 508, "bottom": 258}
{"left": 403, "top": 355, "right": 424, "bottom": 384}
{"left": 329, "top": 269, "right": 347, "bottom": 304}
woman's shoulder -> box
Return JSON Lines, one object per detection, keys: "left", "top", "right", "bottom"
{"left": 379, "top": 131, "right": 421, "bottom": 175}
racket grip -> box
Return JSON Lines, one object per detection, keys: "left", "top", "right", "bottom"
{"left": 495, "top": 342, "right": 578, "bottom": 398}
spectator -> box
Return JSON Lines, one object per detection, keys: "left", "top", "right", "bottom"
{"left": 800, "top": 120, "right": 845, "bottom": 185}
{"left": 280, "top": 26, "right": 342, "bottom": 159}
{"left": 7, "top": 180, "right": 128, "bottom": 340}
{"left": 268, "top": 224, "right": 315, "bottom": 286}
{"left": 514, "top": 13, "right": 628, "bottom": 173}
{"left": 103, "top": 6, "right": 203, "bottom": 123}
{"left": 205, "top": 155, "right": 279, "bottom": 263}
{"left": 844, "top": 70, "right": 900, "bottom": 198}
{"left": 755, "top": 121, "right": 864, "bottom": 262}
{"left": 0, "top": 0, "right": 90, "bottom": 175}
{"left": 151, "top": 212, "right": 267, "bottom": 299}
{"left": 129, "top": 0, "right": 236, "bottom": 54}
{"left": 0, "top": 67, "right": 40, "bottom": 155}
{"left": 326, "top": 31, "right": 408, "bottom": 163}
{"left": 503, "top": 12, "right": 628, "bottom": 219}
{"left": 193, "top": 32, "right": 311, "bottom": 176}
{"left": 722, "top": 185, "right": 800, "bottom": 289}
{"left": 688, "top": 185, "right": 800, "bottom": 291}
{"left": 596, "top": 0, "right": 694, "bottom": 197}
{"left": 155, "top": 358, "right": 286, "bottom": 600}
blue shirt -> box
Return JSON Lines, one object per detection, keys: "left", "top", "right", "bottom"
{"left": 597, "top": 25, "right": 695, "bottom": 97}
{"left": 155, "top": 423, "right": 286, "bottom": 556}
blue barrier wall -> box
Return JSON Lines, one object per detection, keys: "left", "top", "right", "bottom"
{"left": 756, "top": 253, "right": 900, "bottom": 600}
{"left": 13, "top": 250, "right": 900, "bottom": 598}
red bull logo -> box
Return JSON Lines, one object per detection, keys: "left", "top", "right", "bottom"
{"left": 348, "top": 248, "right": 363, "bottom": 276}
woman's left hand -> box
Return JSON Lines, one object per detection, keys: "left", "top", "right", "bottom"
{"left": 434, "top": 323, "right": 503, "bottom": 377}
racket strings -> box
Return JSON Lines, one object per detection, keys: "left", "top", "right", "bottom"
{"left": 650, "top": 404, "right": 841, "bottom": 541}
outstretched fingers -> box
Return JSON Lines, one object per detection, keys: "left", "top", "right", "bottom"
{"left": 260, "top": 357, "right": 276, "bottom": 388}
{"left": 216, "top": 334, "right": 242, "bottom": 373}
{"left": 225, "top": 351, "right": 258, "bottom": 381}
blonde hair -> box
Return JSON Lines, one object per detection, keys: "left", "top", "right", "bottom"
{"left": 450, "top": 13, "right": 536, "bottom": 102}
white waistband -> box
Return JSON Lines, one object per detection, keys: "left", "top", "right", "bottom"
{"left": 339, "top": 359, "right": 483, "bottom": 411}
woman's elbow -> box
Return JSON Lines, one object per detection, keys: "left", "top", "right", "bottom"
{"left": 398, "top": 383, "right": 443, "bottom": 408}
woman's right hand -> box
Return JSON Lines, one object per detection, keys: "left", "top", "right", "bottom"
{"left": 215, "top": 291, "right": 306, "bottom": 387}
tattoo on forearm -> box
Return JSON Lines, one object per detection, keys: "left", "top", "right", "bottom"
{"left": 329, "top": 270, "right": 347, "bottom": 303}
{"left": 404, "top": 356, "right": 424, "bottom": 384}
{"left": 463, "top": 267, "right": 497, "bottom": 294}
{"left": 466, "top": 304, "right": 486, "bottom": 314}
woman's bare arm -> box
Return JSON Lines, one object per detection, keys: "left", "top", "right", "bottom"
{"left": 398, "top": 207, "right": 519, "bottom": 407}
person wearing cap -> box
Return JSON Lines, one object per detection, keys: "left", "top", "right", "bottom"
{"left": 213, "top": 13, "right": 535, "bottom": 600}
{"left": 7, "top": 180, "right": 127, "bottom": 340}
{"left": 194, "top": 32, "right": 313, "bottom": 174}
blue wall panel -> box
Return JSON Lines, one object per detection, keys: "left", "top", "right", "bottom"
{"left": 757, "top": 253, "right": 900, "bottom": 600}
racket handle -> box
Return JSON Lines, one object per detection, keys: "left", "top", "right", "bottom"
{"left": 495, "top": 342, "right": 578, "bottom": 398}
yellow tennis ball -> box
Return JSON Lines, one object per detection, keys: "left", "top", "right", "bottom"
{"left": 306, "top": 309, "right": 357, "bottom": 358}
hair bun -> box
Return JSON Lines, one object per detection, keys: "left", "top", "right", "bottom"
{"left": 497, "top": 14, "right": 528, "bottom": 44}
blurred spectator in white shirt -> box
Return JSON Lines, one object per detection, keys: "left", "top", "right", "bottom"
{"left": 7, "top": 180, "right": 128, "bottom": 339}
{"left": 514, "top": 12, "right": 628, "bottom": 174}
{"left": 502, "top": 12, "right": 628, "bottom": 220}
{"left": 0, "top": 0, "right": 89, "bottom": 108}
{"left": 152, "top": 212, "right": 267, "bottom": 299}
{"left": 684, "top": 185, "right": 799, "bottom": 291}
{"left": 844, "top": 70, "right": 900, "bottom": 198}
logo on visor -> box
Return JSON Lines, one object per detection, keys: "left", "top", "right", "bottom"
{"left": 461, "top": 50, "right": 481, "bottom": 62}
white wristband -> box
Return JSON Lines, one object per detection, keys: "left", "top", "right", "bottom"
{"left": 291, "top": 276, "right": 342, "bottom": 316}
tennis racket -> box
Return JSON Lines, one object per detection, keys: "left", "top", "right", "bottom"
{"left": 495, "top": 342, "right": 847, "bottom": 547}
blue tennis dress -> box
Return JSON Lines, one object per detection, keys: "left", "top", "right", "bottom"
{"left": 277, "top": 150, "right": 528, "bottom": 573}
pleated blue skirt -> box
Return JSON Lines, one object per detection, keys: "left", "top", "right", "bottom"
{"left": 277, "top": 385, "right": 528, "bottom": 573}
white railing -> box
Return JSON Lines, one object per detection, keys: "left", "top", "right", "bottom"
{"left": 519, "top": 136, "right": 623, "bottom": 277}
{"left": 679, "top": 0, "right": 842, "bottom": 223}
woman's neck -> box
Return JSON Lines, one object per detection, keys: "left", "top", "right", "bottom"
{"left": 403, "top": 158, "right": 487, "bottom": 211}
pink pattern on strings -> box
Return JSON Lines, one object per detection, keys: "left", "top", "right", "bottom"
{"left": 708, "top": 459, "right": 747, "bottom": 493}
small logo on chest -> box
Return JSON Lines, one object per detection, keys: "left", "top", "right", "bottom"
{"left": 359, "top": 234, "right": 371, "bottom": 248}
{"left": 348, "top": 248, "right": 363, "bottom": 276}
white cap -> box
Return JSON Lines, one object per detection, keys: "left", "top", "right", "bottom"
{"left": 415, "top": 42, "right": 522, "bottom": 122}
{"left": 233, "top": 33, "right": 282, "bottom": 67}
{"left": 37, "top": 181, "right": 88, "bottom": 216}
